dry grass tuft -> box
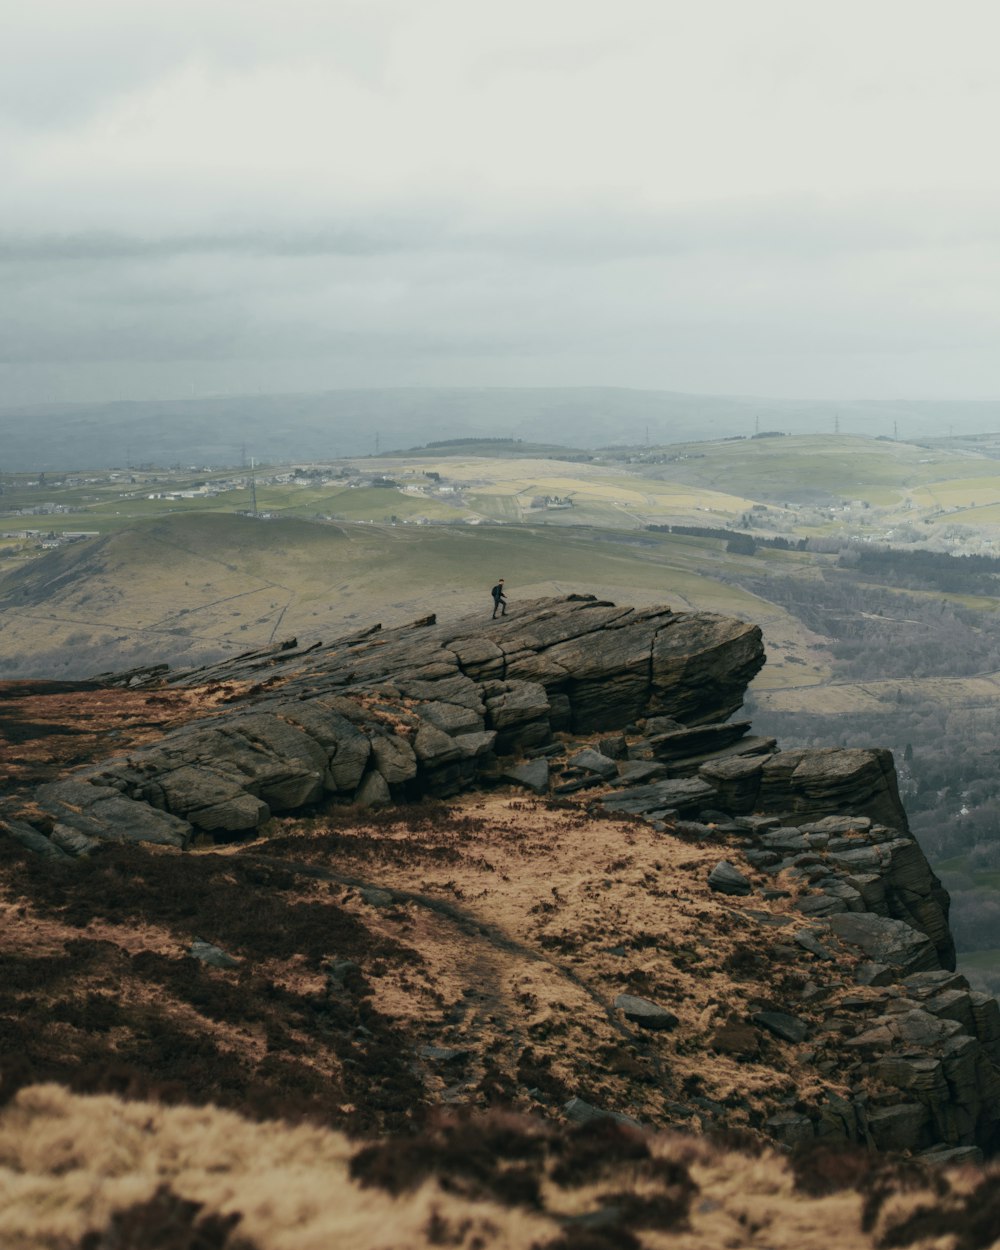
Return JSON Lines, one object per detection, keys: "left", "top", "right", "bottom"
{"left": 0, "top": 1085, "right": 989, "bottom": 1250}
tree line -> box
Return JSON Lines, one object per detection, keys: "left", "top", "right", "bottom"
{"left": 647, "top": 524, "right": 808, "bottom": 551}
{"left": 847, "top": 545, "right": 1000, "bottom": 595}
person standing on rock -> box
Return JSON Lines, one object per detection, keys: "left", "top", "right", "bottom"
{"left": 490, "top": 578, "right": 507, "bottom": 619}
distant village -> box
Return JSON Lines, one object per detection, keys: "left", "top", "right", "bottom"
{"left": 2, "top": 454, "right": 999, "bottom": 560}
{"left": 0, "top": 462, "right": 499, "bottom": 550}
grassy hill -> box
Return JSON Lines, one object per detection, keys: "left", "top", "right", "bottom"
{"left": 8, "top": 434, "right": 1000, "bottom": 691}
{"left": 635, "top": 434, "right": 1000, "bottom": 509}
{"left": 7, "top": 436, "right": 1000, "bottom": 548}
{"left": 0, "top": 511, "right": 816, "bottom": 680}
{"left": 0, "top": 453, "right": 763, "bottom": 544}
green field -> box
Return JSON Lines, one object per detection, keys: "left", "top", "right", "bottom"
{"left": 937, "top": 855, "right": 1000, "bottom": 892}
{"left": 1, "top": 455, "right": 758, "bottom": 536}
{"left": 8, "top": 436, "right": 1000, "bottom": 541}
{"left": 635, "top": 435, "right": 1000, "bottom": 512}
{"left": 957, "top": 950, "right": 1000, "bottom": 973}
{"left": 0, "top": 510, "right": 814, "bottom": 679}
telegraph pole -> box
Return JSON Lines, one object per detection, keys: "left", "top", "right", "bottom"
{"left": 250, "top": 458, "right": 259, "bottom": 517}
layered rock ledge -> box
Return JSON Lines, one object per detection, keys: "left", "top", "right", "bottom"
{"left": 3, "top": 596, "right": 765, "bottom": 848}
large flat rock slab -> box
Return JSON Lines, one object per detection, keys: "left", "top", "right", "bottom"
{"left": 826, "top": 912, "right": 940, "bottom": 976}
{"left": 758, "top": 747, "right": 908, "bottom": 830}
{"left": 2, "top": 596, "right": 764, "bottom": 850}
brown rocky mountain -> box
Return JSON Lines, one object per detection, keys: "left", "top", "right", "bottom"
{"left": 1, "top": 595, "right": 997, "bottom": 1248}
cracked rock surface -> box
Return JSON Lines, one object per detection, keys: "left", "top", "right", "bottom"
{"left": 2, "top": 595, "right": 765, "bottom": 846}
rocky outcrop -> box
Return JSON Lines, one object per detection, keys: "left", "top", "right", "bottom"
{"left": 5, "top": 598, "right": 908, "bottom": 863}
{"left": 828, "top": 969, "right": 1000, "bottom": 1158}
{"left": 33, "top": 779, "right": 192, "bottom": 849}
{"left": 2, "top": 596, "right": 764, "bottom": 848}
{"left": 596, "top": 789, "right": 952, "bottom": 974}
{"left": 2, "top": 593, "right": 994, "bottom": 1162}
{"left": 587, "top": 755, "right": 987, "bottom": 1157}
{"left": 700, "top": 746, "right": 909, "bottom": 828}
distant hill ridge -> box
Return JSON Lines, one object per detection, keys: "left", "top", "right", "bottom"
{"left": 3, "top": 384, "right": 1000, "bottom": 469}
{"left": 0, "top": 511, "right": 771, "bottom": 680}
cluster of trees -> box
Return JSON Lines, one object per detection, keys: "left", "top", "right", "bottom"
{"left": 846, "top": 546, "right": 1000, "bottom": 595}
{"left": 742, "top": 570, "right": 1000, "bottom": 681}
{"left": 647, "top": 523, "right": 807, "bottom": 552}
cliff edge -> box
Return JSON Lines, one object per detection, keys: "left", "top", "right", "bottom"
{"left": 1, "top": 595, "right": 996, "bottom": 1186}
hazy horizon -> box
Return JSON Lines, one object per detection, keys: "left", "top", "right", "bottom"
{"left": 5, "top": 381, "right": 1000, "bottom": 417}
{"left": 4, "top": 385, "right": 1000, "bottom": 472}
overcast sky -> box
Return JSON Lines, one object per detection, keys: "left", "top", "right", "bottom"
{"left": 2, "top": 0, "right": 999, "bottom": 407}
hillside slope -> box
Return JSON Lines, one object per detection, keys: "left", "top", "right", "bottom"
{"left": 635, "top": 434, "right": 997, "bottom": 507}
{"left": 1, "top": 597, "right": 993, "bottom": 1151}
{"left": 2, "top": 596, "right": 996, "bottom": 1247}
{"left": 0, "top": 512, "right": 811, "bottom": 681}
